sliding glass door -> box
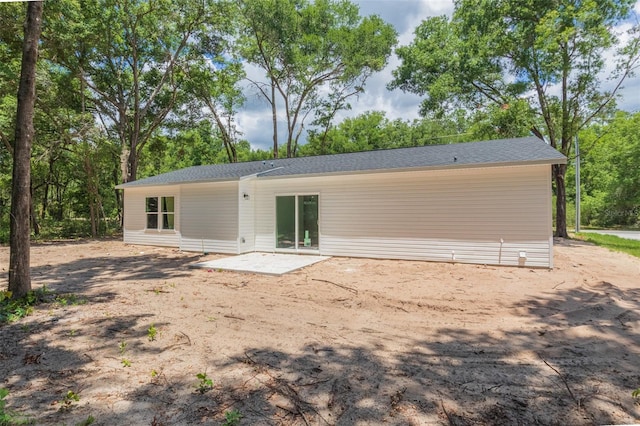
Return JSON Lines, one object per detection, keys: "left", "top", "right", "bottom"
{"left": 276, "top": 196, "right": 296, "bottom": 249}
{"left": 276, "top": 195, "right": 319, "bottom": 251}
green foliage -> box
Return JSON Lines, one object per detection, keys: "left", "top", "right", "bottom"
{"left": 138, "top": 123, "right": 225, "bottom": 178}
{"left": 633, "top": 388, "right": 640, "bottom": 398}
{"left": 302, "top": 110, "right": 472, "bottom": 156}
{"left": 0, "top": 286, "right": 50, "bottom": 323}
{"left": 121, "top": 358, "right": 131, "bottom": 368}
{"left": 147, "top": 324, "right": 158, "bottom": 341}
{"left": 195, "top": 372, "right": 213, "bottom": 394}
{"left": 75, "top": 415, "right": 95, "bottom": 426}
{"left": 575, "top": 233, "right": 640, "bottom": 259}
{"left": 0, "top": 388, "right": 32, "bottom": 425}
{"left": 59, "top": 390, "right": 80, "bottom": 411}
{"left": 467, "top": 100, "right": 534, "bottom": 140}
{"left": 119, "top": 341, "right": 127, "bottom": 355}
{"left": 574, "top": 112, "right": 640, "bottom": 227}
{"left": 54, "top": 293, "right": 87, "bottom": 307}
{"left": 223, "top": 409, "right": 242, "bottom": 426}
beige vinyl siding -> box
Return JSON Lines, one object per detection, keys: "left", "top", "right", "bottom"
{"left": 122, "top": 186, "right": 181, "bottom": 247}
{"left": 238, "top": 177, "right": 256, "bottom": 253}
{"left": 254, "top": 164, "right": 554, "bottom": 267}
{"left": 179, "top": 181, "right": 239, "bottom": 253}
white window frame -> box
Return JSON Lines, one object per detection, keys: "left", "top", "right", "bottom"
{"left": 145, "top": 196, "right": 175, "bottom": 231}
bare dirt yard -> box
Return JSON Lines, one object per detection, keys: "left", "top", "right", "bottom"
{"left": 1, "top": 238, "right": 640, "bottom": 425}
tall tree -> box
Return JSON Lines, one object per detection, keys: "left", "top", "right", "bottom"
{"left": 185, "top": 56, "right": 246, "bottom": 163}
{"left": 9, "top": 1, "right": 43, "bottom": 298}
{"left": 390, "top": 0, "right": 640, "bottom": 237}
{"left": 239, "top": 0, "right": 397, "bottom": 158}
{"left": 58, "top": 0, "right": 220, "bottom": 184}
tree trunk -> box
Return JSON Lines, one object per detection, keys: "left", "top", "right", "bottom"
{"left": 120, "top": 147, "right": 130, "bottom": 184}
{"left": 89, "top": 202, "right": 97, "bottom": 238}
{"left": 84, "top": 155, "right": 98, "bottom": 238}
{"left": 128, "top": 147, "right": 138, "bottom": 182}
{"left": 553, "top": 163, "right": 568, "bottom": 238}
{"left": 9, "top": 1, "right": 43, "bottom": 299}
{"left": 30, "top": 183, "right": 40, "bottom": 236}
{"left": 41, "top": 179, "right": 48, "bottom": 220}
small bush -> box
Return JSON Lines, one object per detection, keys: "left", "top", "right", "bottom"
{"left": 0, "top": 286, "right": 51, "bottom": 324}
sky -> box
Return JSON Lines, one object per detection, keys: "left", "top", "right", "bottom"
{"left": 236, "top": 0, "right": 640, "bottom": 151}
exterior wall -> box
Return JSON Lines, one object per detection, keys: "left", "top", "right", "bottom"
{"left": 123, "top": 186, "right": 181, "bottom": 247}
{"left": 179, "top": 181, "right": 239, "bottom": 253}
{"left": 254, "top": 165, "right": 554, "bottom": 267}
{"left": 238, "top": 177, "right": 256, "bottom": 253}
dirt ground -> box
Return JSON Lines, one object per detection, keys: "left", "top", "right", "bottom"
{"left": 1, "top": 238, "right": 639, "bottom": 425}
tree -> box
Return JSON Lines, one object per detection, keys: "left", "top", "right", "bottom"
{"left": 9, "top": 1, "right": 43, "bottom": 299}
{"left": 301, "top": 111, "right": 472, "bottom": 155}
{"left": 390, "top": 0, "right": 640, "bottom": 237}
{"left": 56, "top": 0, "right": 221, "bottom": 184}
{"left": 185, "top": 56, "right": 246, "bottom": 163}
{"left": 138, "top": 122, "right": 226, "bottom": 177}
{"left": 238, "top": 0, "right": 397, "bottom": 158}
{"left": 575, "top": 111, "right": 640, "bottom": 227}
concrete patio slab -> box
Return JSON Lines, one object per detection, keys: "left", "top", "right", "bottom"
{"left": 193, "top": 252, "right": 330, "bottom": 275}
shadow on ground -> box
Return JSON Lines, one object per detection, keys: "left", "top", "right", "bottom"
{"left": 73, "top": 285, "right": 640, "bottom": 425}
{"left": 29, "top": 242, "right": 202, "bottom": 293}
{"left": 1, "top": 243, "right": 639, "bottom": 425}
{"left": 0, "top": 242, "right": 204, "bottom": 424}
{"left": 186, "top": 282, "right": 638, "bottom": 425}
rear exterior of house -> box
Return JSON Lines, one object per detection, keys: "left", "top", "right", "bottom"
{"left": 117, "top": 137, "right": 566, "bottom": 267}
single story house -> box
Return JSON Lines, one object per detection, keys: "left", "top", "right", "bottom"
{"left": 116, "top": 136, "right": 566, "bottom": 267}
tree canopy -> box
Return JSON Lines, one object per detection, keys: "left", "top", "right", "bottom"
{"left": 575, "top": 111, "right": 640, "bottom": 227}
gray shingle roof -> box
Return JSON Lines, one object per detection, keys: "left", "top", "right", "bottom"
{"left": 116, "top": 136, "right": 566, "bottom": 188}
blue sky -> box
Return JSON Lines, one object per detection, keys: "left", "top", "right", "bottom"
{"left": 236, "top": 0, "right": 640, "bottom": 151}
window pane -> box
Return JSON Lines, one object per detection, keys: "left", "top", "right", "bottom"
{"left": 146, "top": 197, "right": 158, "bottom": 212}
{"left": 276, "top": 196, "right": 295, "bottom": 249}
{"left": 163, "top": 213, "right": 174, "bottom": 230}
{"left": 298, "top": 195, "right": 318, "bottom": 249}
{"left": 161, "top": 196, "right": 174, "bottom": 213}
{"left": 147, "top": 214, "right": 158, "bottom": 229}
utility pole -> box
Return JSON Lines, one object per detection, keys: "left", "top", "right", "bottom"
{"left": 575, "top": 135, "right": 580, "bottom": 233}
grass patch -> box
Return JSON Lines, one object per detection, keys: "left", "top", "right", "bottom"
{"left": 575, "top": 232, "right": 640, "bottom": 258}
{"left": 0, "top": 388, "right": 33, "bottom": 425}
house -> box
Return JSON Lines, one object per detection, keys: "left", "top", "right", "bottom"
{"left": 116, "top": 136, "right": 566, "bottom": 267}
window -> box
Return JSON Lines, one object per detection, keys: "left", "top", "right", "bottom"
{"left": 161, "top": 196, "right": 174, "bottom": 229}
{"left": 146, "top": 196, "right": 174, "bottom": 230}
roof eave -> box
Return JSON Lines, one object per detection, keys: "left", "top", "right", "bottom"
{"left": 115, "top": 176, "right": 242, "bottom": 189}
{"left": 256, "top": 157, "right": 567, "bottom": 180}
